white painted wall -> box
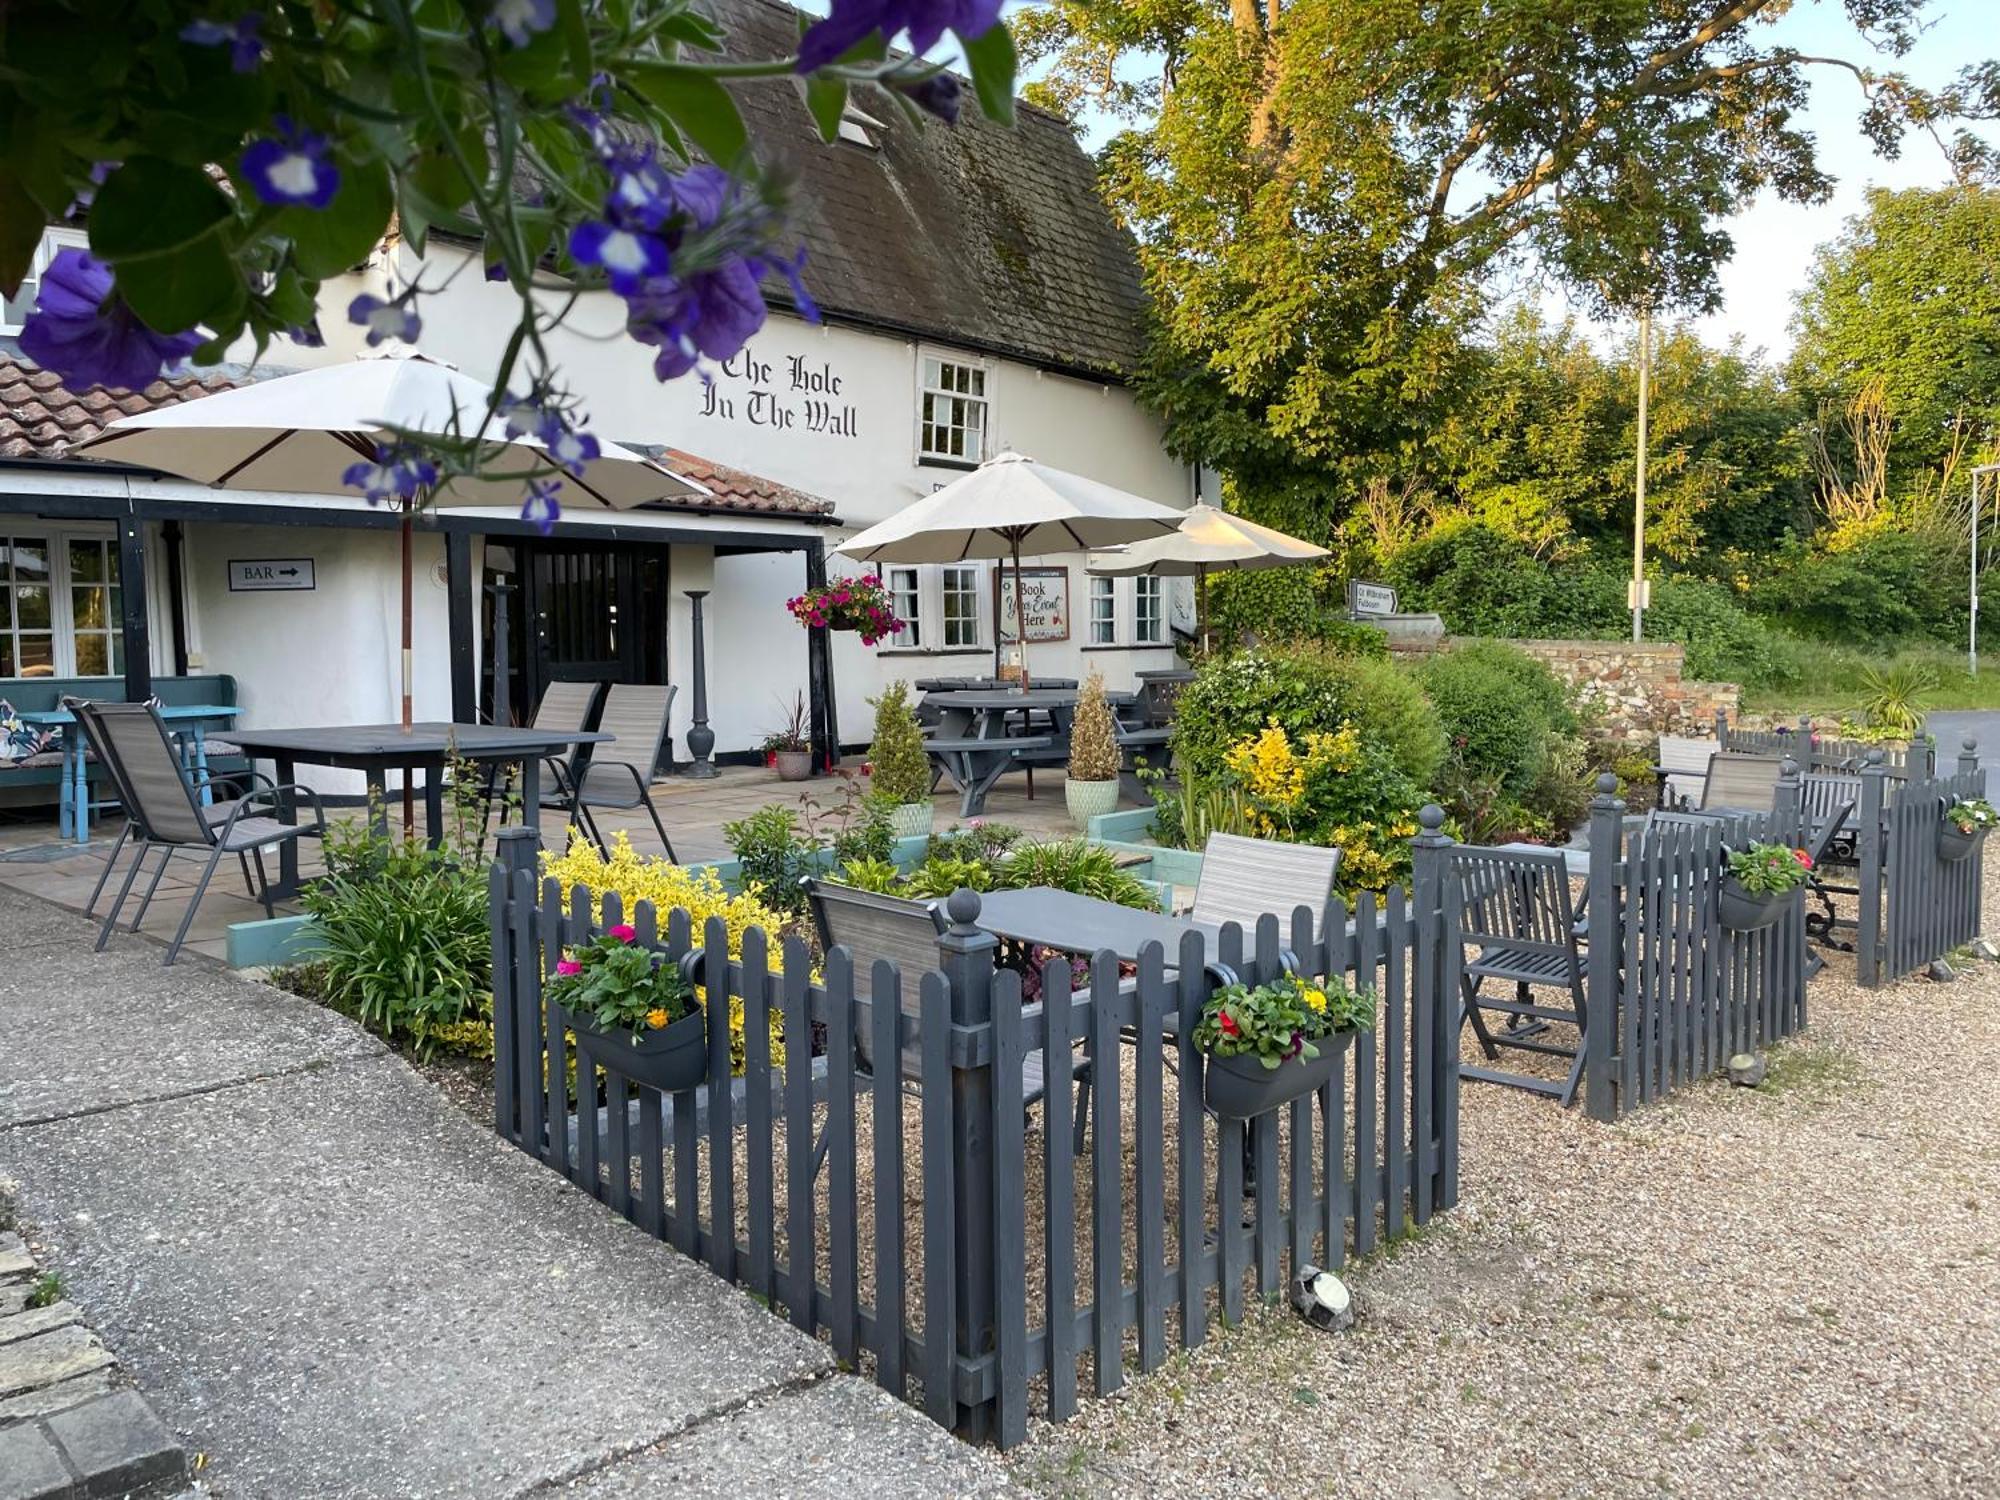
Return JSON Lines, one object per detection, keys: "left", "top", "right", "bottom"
{"left": 182, "top": 522, "right": 467, "bottom": 795}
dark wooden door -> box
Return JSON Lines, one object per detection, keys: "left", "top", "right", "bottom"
{"left": 518, "top": 545, "right": 669, "bottom": 717}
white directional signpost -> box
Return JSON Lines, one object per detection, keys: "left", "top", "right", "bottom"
{"left": 228, "top": 558, "right": 316, "bottom": 592}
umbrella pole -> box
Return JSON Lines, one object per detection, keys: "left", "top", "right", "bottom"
{"left": 1010, "top": 536, "right": 1031, "bottom": 692}
{"left": 400, "top": 503, "right": 415, "bottom": 837}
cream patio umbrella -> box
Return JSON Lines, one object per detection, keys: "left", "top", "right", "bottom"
{"left": 78, "top": 352, "right": 704, "bottom": 731}
{"left": 837, "top": 452, "right": 1184, "bottom": 688}
{"left": 1086, "top": 502, "right": 1328, "bottom": 647}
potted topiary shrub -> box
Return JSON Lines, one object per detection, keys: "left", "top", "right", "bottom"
{"left": 1194, "top": 970, "right": 1376, "bottom": 1118}
{"left": 869, "top": 681, "right": 932, "bottom": 840}
{"left": 1939, "top": 797, "right": 1998, "bottom": 861}
{"left": 762, "top": 692, "right": 813, "bottom": 782}
{"left": 1719, "top": 842, "right": 1814, "bottom": 933}
{"left": 545, "top": 924, "right": 707, "bottom": 1092}
{"left": 1065, "top": 671, "right": 1121, "bottom": 827}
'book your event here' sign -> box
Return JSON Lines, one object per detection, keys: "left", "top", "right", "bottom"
{"left": 998, "top": 567, "right": 1069, "bottom": 643}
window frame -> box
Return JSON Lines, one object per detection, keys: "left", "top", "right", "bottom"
{"left": 0, "top": 523, "right": 121, "bottom": 680}
{"left": 915, "top": 349, "right": 991, "bottom": 468}
{"left": 1087, "top": 575, "right": 1117, "bottom": 646}
{"left": 1133, "top": 575, "right": 1165, "bottom": 646}
{"left": 939, "top": 563, "right": 984, "bottom": 650}
{"left": 886, "top": 565, "right": 922, "bottom": 650}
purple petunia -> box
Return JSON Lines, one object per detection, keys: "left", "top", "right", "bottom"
{"left": 538, "top": 415, "right": 600, "bottom": 477}
{"left": 796, "top": 0, "right": 1003, "bottom": 74}
{"left": 489, "top": 0, "right": 556, "bottom": 47}
{"left": 17, "top": 249, "right": 203, "bottom": 394}
{"left": 624, "top": 260, "right": 770, "bottom": 382}
{"left": 341, "top": 445, "right": 439, "bottom": 506}
{"left": 347, "top": 293, "right": 421, "bottom": 346}
{"left": 521, "top": 478, "right": 562, "bottom": 533}
{"left": 181, "top": 12, "right": 264, "bottom": 72}
{"left": 241, "top": 116, "right": 340, "bottom": 209}
{"left": 568, "top": 221, "right": 672, "bottom": 296}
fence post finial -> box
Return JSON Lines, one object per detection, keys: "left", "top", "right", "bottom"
{"left": 494, "top": 822, "right": 536, "bottom": 881}
{"left": 1714, "top": 705, "right": 1728, "bottom": 743}
{"left": 1961, "top": 738, "right": 1982, "bottom": 779}
{"left": 937, "top": 885, "right": 999, "bottom": 1442}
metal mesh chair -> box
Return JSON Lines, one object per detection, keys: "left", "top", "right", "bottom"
{"left": 482, "top": 679, "right": 606, "bottom": 841}
{"left": 1189, "top": 832, "right": 1341, "bottom": 932}
{"left": 71, "top": 700, "right": 325, "bottom": 965}
{"left": 566, "top": 683, "right": 679, "bottom": 860}
{"left": 1699, "top": 752, "right": 1784, "bottom": 813}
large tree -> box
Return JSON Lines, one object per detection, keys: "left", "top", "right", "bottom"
{"left": 1790, "top": 184, "right": 2000, "bottom": 491}
{"left": 1020, "top": 0, "right": 1999, "bottom": 530}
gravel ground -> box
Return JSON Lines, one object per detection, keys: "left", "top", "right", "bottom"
{"left": 1002, "top": 888, "right": 2000, "bottom": 1499}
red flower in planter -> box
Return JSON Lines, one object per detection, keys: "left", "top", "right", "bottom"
{"left": 555, "top": 957, "right": 582, "bottom": 977}
{"left": 608, "top": 924, "right": 637, "bottom": 943}
{"left": 1217, "top": 1009, "right": 1240, "bottom": 1037}
{"left": 1793, "top": 849, "right": 1813, "bottom": 869}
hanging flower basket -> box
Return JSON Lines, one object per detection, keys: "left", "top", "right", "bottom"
{"left": 1940, "top": 798, "right": 1998, "bottom": 862}
{"left": 787, "top": 575, "right": 906, "bottom": 646}
{"left": 1717, "top": 877, "right": 1788, "bottom": 934}
{"left": 1204, "top": 1033, "right": 1352, "bottom": 1118}
{"left": 571, "top": 1008, "right": 708, "bottom": 1093}
{"left": 1938, "top": 824, "right": 1986, "bottom": 863}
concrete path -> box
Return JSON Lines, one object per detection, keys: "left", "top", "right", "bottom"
{"left": 0, "top": 890, "right": 1013, "bottom": 1499}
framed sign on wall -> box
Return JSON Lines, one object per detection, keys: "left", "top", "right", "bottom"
{"left": 997, "top": 566, "right": 1070, "bottom": 643}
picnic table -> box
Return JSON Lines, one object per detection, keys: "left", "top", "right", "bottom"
{"left": 225, "top": 721, "right": 609, "bottom": 899}
{"left": 20, "top": 702, "right": 239, "bottom": 844}
{"left": 924, "top": 687, "right": 1139, "bottom": 818}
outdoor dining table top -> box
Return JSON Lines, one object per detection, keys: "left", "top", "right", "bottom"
{"left": 925, "top": 688, "right": 1136, "bottom": 711}
{"left": 224, "top": 721, "right": 611, "bottom": 765}
{"left": 976, "top": 887, "right": 1223, "bottom": 965}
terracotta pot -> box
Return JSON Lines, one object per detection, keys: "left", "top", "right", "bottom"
{"left": 888, "top": 801, "right": 932, "bottom": 840}
{"left": 1064, "top": 776, "right": 1120, "bottom": 827}
{"left": 1718, "top": 876, "right": 1787, "bottom": 934}
{"left": 570, "top": 1008, "right": 708, "bottom": 1093}
{"left": 1203, "top": 1032, "right": 1353, "bottom": 1119}
{"left": 773, "top": 748, "right": 812, "bottom": 782}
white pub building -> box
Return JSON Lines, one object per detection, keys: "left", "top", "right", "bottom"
{"left": 0, "top": 0, "right": 1193, "bottom": 801}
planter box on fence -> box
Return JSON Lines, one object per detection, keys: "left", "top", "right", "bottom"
{"left": 1202, "top": 1032, "right": 1354, "bottom": 1118}
{"left": 1717, "top": 878, "right": 1789, "bottom": 934}
{"left": 1938, "top": 824, "right": 1985, "bottom": 863}
{"left": 570, "top": 1009, "right": 708, "bottom": 1093}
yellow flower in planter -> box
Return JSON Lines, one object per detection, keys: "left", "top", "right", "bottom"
{"left": 541, "top": 830, "right": 789, "bottom": 1072}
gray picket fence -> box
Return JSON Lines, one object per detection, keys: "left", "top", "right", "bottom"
{"left": 1718, "top": 708, "right": 1933, "bottom": 777}
{"left": 1857, "top": 743, "right": 1989, "bottom": 986}
{"left": 486, "top": 820, "right": 1462, "bottom": 1447}
{"left": 1578, "top": 768, "right": 1811, "bottom": 1121}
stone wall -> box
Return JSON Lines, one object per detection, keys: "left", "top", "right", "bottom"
{"left": 1505, "top": 639, "right": 1740, "bottom": 742}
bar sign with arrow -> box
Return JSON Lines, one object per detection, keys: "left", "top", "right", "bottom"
{"left": 228, "top": 558, "right": 316, "bottom": 592}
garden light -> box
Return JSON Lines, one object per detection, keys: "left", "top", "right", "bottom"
{"left": 1289, "top": 1266, "right": 1354, "bottom": 1333}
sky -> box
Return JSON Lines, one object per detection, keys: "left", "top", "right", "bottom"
{"left": 1000, "top": 1, "right": 1998, "bottom": 365}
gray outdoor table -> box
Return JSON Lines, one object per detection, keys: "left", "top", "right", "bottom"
{"left": 225, "top": 721, "right": 611, "bottom": 898}
{"left": 975, "top": 887, "right": 1223, "bottom": 966}
{"left": 924, "top": 688, "right": 1137, "bottom": 817}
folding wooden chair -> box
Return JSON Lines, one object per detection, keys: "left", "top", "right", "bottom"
{"left": 1450, "top": 845, "right": 1588, "bottom": 1106}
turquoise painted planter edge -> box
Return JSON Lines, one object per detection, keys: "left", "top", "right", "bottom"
{"left": 686, "top": 833, "right": 932, "bottom": 894}
{"left": 226, "top": 911, "right": 324, "bottom": 970}
{"left": 1087, "top": 807, "right": 1158, "bottom": 844}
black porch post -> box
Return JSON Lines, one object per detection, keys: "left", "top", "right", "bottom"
{"left": 117, "top": 515, "right": 151, "bottom": 700}
{"left": 445, "top": 531, "right": 477, "bottom": 722}
{"left": 683, "top": 589, "right": 717, "bottom": 778}
{"left": 805, "top": 542, "right": 838, "bottom": 772}
{"left": 489, "top": 578, "right": 513, "bottom": 726}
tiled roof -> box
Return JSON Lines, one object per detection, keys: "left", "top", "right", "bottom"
{"left": 715, "top": 0, "right": 1149, "bottom": 379}
{"left": 0, "top": 350, "right": 834, "bottom": 519}
{"left": 0, "top": 349, "right": 238, "bottom": 461}
{"left": 659, "top": 449, "right": 836, "bottom": 515}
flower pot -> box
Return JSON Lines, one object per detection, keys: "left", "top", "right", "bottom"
{"left": 1938, "top": 823, "right": 1985, "bottom": 863}
{"left": 1203, "top": 1032, "right": 1353, "bottom": 1119}
{"left": 1718, "top": 877, "right": 1787, "bottom": 934}
{"left": 773, "top": 748, "right": 813, "bottom": 782}
{"left": 570, "top": 1008, "right": 708, "bottom": 1093}
{"left": 887, "top": 801, "right": 932, "bottom": 840}
{"left": 1064, "top": 775, "right": 1120, "bottom": 827}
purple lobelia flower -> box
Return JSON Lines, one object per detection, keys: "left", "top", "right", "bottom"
{"left": 604, "top": 146, "right": 676, "bottom": 232}
{"left": 347, "top": 293, "right": 421, "bottom": 346}
{"left": 895, "top": 70, "right": 961, "bottom": 123}
{"left": 488, "top": 0, "right": 556, "bottom": 48}
{"left": 341, "top": 445, "right": 439, "bottom": 506}
{"left": 498, "top": 392, "right": 546, "bottom": 441}
{"left": 796, "top": 0, "right": 1003, "bottom": 73}
{"left": 180, "top": 12, "right": 264, "bottom": 72}
{"left": 624, "top": 260, "right": 770, "bottom": 382}
{"left": 537, "top": 415, "right": 600, "bottom": 477}
{"left": 568, "top": 221, "right": 672, "bottom": 296}
{"left": 520, "top": 478, "right": 562, "bottom": 533}
{"left": 17, "top": 249, "right": 203, "bottom": 393}
{"left": 241, "top": 116, "right": 340, "bottom": 208}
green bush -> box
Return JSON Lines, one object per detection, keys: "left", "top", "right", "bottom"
{"left": 868, "top": 681, "right": 930, "bottom": 804}
{"left": 1418, "top": 641, "right": 1571, "bottom": 797}
{"left": 722, "top": 804, "right": 817, "bottom": 918}
{"left": 1172, "top": 644, "right": 1445, "bottom": 787}
{"left": 300, "top": 824, "right": 490, "bottom": 1058}
{"left": 996, "top": 840, "right": 1158, "bottom": 910}
{"left": 1751, "top": 531, "right": 1967, "bottom": 647}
